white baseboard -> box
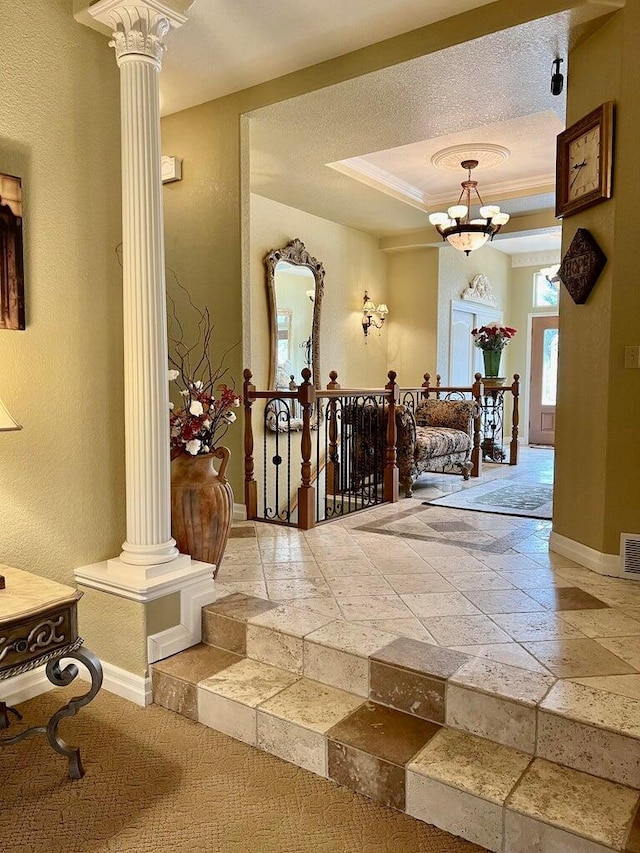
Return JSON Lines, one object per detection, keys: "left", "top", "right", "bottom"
{"left": 550, "top": 531, "right": 621, "bottom": 578}
{"left": 1, "top": 659, "right": 152, "bottom": 709}
{"left": 0, "top": 667, "right": 55, "bottom": 707}
{"left": 233, "top": 502, "right": 247, "bottom": 521}
{"left": 147, "top": 575, "right": 218, "bottom": 665}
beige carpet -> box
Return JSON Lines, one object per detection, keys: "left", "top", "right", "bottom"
{"left": 0, "top": 687, "right": 483, "bottom": 853}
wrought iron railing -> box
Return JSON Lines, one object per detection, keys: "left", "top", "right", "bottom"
{"left": 243, "top": 368, "right": 520, "bottom": 529}
{"left": 422, "top": 372, "right": 520, "bottom": 466}
{"left": 243, "top": 368, "right": 399, "bottom": 528}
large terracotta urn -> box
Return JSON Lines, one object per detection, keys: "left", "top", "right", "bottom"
{"left": 171, "top": 447, "right": 233, "bottom": 577}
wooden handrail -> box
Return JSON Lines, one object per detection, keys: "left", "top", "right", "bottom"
{"left": 247, "top": 390, "right": 298, "bottom": 400}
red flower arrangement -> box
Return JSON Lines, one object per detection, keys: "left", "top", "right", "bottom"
{"left": 471, "top": 324, "right": 517, "bottom": 352}
{"left": 169, "top": 377, "right": 240, "bottom": 457}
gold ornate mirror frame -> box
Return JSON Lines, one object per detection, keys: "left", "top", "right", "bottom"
{"left": 265, "top": 238, "right": 325, "bottom": 391}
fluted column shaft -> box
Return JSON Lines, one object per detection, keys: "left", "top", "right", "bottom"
{"left": 97, "top": 4, "right": 182, "bottom": 567}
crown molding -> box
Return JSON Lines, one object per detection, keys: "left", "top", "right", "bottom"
{"left": 511, "top": 250, "right": 562, "bottom": 268}
{"left": 329, "top": 157, "right": 555, "bottom": 213}
{"left": 327, "top": 158, "right": 426, "bottom": 210}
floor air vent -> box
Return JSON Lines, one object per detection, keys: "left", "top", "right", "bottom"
{"left": 621, "top": 534, "right": 640, "bottom": 580}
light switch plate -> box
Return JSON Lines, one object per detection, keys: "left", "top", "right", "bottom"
{"left": 624, "top": 346, "right": 640, "bottom": 368}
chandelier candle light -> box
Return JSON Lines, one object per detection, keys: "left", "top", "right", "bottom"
{"left": 429, "top": 160, "right": 510, "bottom": 255}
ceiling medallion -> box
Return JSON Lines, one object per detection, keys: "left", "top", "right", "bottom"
{"left": 431, "top": 144, "right": 510, "bottom": 173}
{"left": 429, "top": 160, "right": 510, "bottom": 256}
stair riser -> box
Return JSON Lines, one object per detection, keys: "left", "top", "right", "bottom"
{"left": 153, "top": 675, "right": 631, "bottom": 853}
{"left": 242, "top": 629, "right": 640, "bottom": 788}
{"left": 198, "top": 598, "right": 640, "bottom": 792}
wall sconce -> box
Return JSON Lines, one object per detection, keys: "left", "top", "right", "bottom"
{"left": 361, "top": 291, "right": 389, "bottom": 338}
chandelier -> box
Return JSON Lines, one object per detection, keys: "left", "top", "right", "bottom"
{"left": 429, "top": 159, "right": 510, "bottom": 255}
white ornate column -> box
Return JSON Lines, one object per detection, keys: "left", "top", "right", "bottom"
{"left": 82, "top": 0, "right": 190, "bottom": 581}
{"left": 74, "top": 2, "right": 217, "bottom": 690}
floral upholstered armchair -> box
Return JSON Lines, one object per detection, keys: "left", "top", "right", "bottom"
{"left": 346, "top": 398, "right": 480, "bottom": 498}
{"left": 397, "top": 399, "right": 480, "bottom": 497}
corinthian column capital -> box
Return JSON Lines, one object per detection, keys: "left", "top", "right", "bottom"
{"left": 88, "top": 0, "right": 187, "bottom": 67}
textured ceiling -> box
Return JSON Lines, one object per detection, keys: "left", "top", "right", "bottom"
{"left": 248, "top": 14, "right": 569, "bottom": 238}
{"left": 159, "top": 0, "right": 495, "bottom": 115}
{"left": 492, "top": 230, "right": 562, "bottom": 256}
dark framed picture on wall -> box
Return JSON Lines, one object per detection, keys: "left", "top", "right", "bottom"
{"left": 0, "top": 173, "right": 25, "bottom": 330}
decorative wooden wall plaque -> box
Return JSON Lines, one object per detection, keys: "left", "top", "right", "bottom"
{"left": 558, "top": 228, "right": 607, "bottom": 304}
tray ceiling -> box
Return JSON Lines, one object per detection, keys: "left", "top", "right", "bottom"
{"left": 248, "top": 14, "right": 569, "bottom": 241}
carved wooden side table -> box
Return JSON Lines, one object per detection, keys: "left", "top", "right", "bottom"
{"left": 0, "top": 564, "right": 103, "bottom": 779}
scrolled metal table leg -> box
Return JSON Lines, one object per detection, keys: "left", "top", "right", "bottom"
{"left": 0, "top": 701, "right": 23, "bottom": 729}
{"left": 44, "top": 647, "right": 103, "bottom": 779}
{"left": 0, "top": 646, "right": 103, "bottom": 780}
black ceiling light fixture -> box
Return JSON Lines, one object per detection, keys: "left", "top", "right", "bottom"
{"left": 551, "top": 58, "right": 564, "bottom": 96}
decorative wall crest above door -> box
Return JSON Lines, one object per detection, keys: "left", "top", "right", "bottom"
{"left": 460, "top": 274, "right": 497, "bottom": 306}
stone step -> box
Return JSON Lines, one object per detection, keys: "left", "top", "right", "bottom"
{"left": 200, "top": 592, "right": 640, "bottom": 789}
{"left": 151, "top": 647, "right": 640, "bottom": 853}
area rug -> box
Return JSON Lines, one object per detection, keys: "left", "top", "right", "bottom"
{"left": 425, "top": 479, "right": 553, "bottom": 519}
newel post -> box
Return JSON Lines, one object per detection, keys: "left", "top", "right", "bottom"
{"left": 510, "top": 373, "right": 520, "bottom": 466}
{"left": 422, "top": 373, "right": 432, "bottom": 399}
{"left": 326, "top": 371, "right": 340, "bottom": 496}
{"left": 297, "top": 368, "right": 316, "bottom": 529}
{"left": 243, "top": 369, "right": 258, "bottom": 520}
{"left": 383, "top": 370, "right": 400, "bottom": 503}
{"left": 471, "top": 372, "right": 484, "bottom": 478}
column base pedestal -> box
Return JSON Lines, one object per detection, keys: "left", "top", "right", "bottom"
{"left": 108, "top": 552, "right": 192, "bottom": 580}
{"left": 75, "top": 555, "right": 216, "bottom": 602}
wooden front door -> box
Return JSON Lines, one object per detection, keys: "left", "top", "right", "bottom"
{"left": 529, "top": 315, "right": 559, "bottom": 445}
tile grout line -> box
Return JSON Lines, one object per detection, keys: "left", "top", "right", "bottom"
{"left": 501, "top": 755, "right": 535, "bottom": 853}
{"left": 622, "top": 796, "right": 640, "bottom": 852}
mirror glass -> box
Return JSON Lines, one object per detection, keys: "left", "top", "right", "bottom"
{"left": 274, "top": 260, "right": 315, "bottom": 388}
{"left": 265, "top": 238, "right": 324, "bottom": 392}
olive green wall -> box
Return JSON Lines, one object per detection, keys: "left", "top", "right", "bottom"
{"left": 387, "top": 249, "right": 439, "bottom": 386}
{"left": 554, "top": 8, "right": 640, "bottom": 555}
{"left": 0, "top": 2, "right": 183, "bottom": 679}
{"left": 0, "top": 2, "right": 124, "bottom": 578}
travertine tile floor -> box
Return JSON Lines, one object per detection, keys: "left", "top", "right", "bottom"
{"left": 220, "top": 449, "right": 640, "bottom": 695}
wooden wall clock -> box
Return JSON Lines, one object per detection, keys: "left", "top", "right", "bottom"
{"left": 556, "top": 101, "right": 614, "bottom": 218}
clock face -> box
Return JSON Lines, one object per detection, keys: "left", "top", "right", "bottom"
{"left": 555, "top": 101, "right": 613, "bottom": 218}
{"left": 567, "top": 126, "right": 601, "bottom": 201}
